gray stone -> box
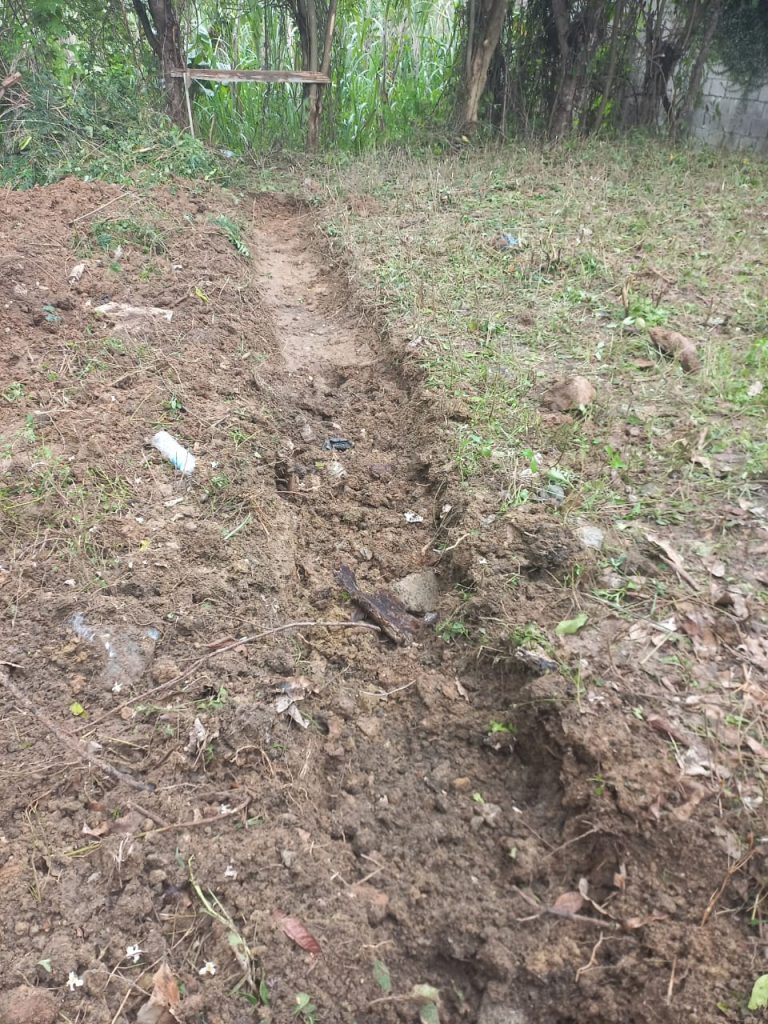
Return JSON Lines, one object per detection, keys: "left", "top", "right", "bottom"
{"left": 477, "top": 995, "right": 529, "bottom": 1024}
{"left": 576, "top": 524, "right": 605, "bottom": 551}
{"left": 390, "top": 570, "right": 440, "bottom": 614}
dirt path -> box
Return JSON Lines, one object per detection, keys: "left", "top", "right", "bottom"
{"left": 0, "top": 181, "right": 760, "bottom": 1024}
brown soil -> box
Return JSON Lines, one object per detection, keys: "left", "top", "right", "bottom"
{"left": 0, "top": 179, "right": 765, "bottom": 1024}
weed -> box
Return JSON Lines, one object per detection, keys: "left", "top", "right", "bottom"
{"left": 293, "top": 993, "right": 318, "bottom": 1022}
{"left": 210, "top": 215, "right": 251, "bottom": 259}
{"left": 623, "top": 294, "right": 671, "bottom": 327}
{"left": 2, "top": 382, "right": 25, "bottom": 403}
{"left": 436, "top": 619, "right": 470, "bottom": 642}
{"left": 196, "top": 686, "right": 229, "bottom": 712}
{"left": 165, "top": 394, "right": 184, "bottom": 417}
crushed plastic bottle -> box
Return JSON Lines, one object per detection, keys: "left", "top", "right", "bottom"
{"left": 151, "top": 431, "right": 196, "bottom": 475}
{"left": 71, "top": 613, "right": 161, "bottom": 692}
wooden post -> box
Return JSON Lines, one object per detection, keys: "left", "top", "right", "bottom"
{"left": 183, "top": 71, "right": 195, "bottom": 137}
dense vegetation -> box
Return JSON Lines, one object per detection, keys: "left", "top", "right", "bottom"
{"left": 1, "top": 0, "right": 767, "bottom": 179}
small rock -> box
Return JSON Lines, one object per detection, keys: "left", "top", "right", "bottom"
{"left": 390, "top": 570, "right": 440, "bottom": 614}
{"left": 299, "top": 424, "right": 315, "bottom": 443}
{"left": 477, "top": 994, "right": 529, "bottom": 1024}
{"left": 0, "top": 985, "right": 59, "bottom": 1024}
{"left": 576, "top": 524, "right": 605, "bottom": 550}
{"left": 451, "top": 777, "right": 472, "bottom": 792}
{"left": 542, "top": 375, "right": 596, "bottom": 412}
{"left": 368, "top": 463, "right": 394, "bottom": 481}
{"left": 281, "top": 849, "right": 297, "bottom": 868}
{"left": 356, "top": 716, "right": 380, "bottom": 738}
{"left": 13, "top": 922, "right": 29, "bottom": 937}
{"left": 474, "top": 802, "right": 503, "bottom": 828}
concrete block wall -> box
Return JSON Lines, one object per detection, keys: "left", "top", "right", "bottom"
{"left": 692, "top": 65, "right": 768, "bottom": 153}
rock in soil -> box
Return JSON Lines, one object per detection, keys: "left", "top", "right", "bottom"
{"left": 390, "top": 569, "right": 440, "bottom": 613}
{"left": 0, "top": 986, "right": 59, "bottom": 1024}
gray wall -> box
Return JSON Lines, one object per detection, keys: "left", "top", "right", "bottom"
{"left": 691, "top": 65, "right": 768, "bottom": 152}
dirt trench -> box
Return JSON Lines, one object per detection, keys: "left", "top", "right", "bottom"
{"left": 0, "top": 183, "right": 759, "bottom": 1024}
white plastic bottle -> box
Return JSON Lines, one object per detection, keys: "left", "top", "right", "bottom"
{"left": 151, "top": 431, "right": 196, "bottom": 475}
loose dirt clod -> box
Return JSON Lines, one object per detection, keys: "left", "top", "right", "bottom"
{"left": 541, "top": 374, "right": 596, "bottom": 411}
{"left": 0, "top": 986, "right": 59, "bottom": 1024}
{"left": 649, "top": 327, "right": 700, "bottom": 372}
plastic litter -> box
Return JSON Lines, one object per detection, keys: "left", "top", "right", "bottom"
{"left": 70, "top": 613, "right": 161, "bottom": 692}
{"left": 403, "top": 511, "right": 424, "bottom": 524}
{"left": 492, "top": 232, "right": 522, "bottom": 251}
{"left": 151, "top": 431, "right": 196, "bottom": 475}
{"left": 323, "top": 437, "right": 355, "bottom": 452}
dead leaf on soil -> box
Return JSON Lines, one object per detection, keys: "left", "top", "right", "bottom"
{"left": 273, "top": 911, "right": 321, "bottom": 954}
{"left": 613, "top": 863, "right": 627, "bottom": 890}
{"left": 622, "top": 913, "right": 668, "bottom": 930}
{"left": 645, "top": 533, "right": 697, "bottom": 589}
{"left": 671, "top": 779, "right": 712, "bottom": 820}
{"left": 136, "top": 963, "right": 181, "bottom": 1024}
{"left": 551, "top": 890, "right": 584, "bottom": 915}
{"left": 649, "top": 327, "right": 700, "bottom": 373}
{"left": 712, "top": 585, "right": 750, "bottom": 621}
{"left": 454, "top": 678, "right": 470, "bottom": 701}
{"left": 679, "top": 607, "right": 718, "bottom": 658}
{"left": 745, "top": 736, "right": 768, "bottom": 761}
{"left": 742, "top": 636, "right": 768, "bottom": 673}
{"left": 82, "top": 821, "right": 110, "bottom": 838}
{"left": 542, "top": 375, "right": 596, "bottom": 413}
{"left": 701, "top": 556, "right": 726, "bottom": 578}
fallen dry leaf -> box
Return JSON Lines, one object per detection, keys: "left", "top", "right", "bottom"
{"left": 273, "top": 911, "right": 321, "bottom": 954}
{"left": 745, "top": 736, "right": 768, "bottom": 761}
{"left": 645, "top": 533, "right": 697, "bottom": 589}
{"left": 622, "top": 913, "right": 668, "bottom": 930}
{"left": 551, "top": 890, "right": 584, "bottom": 915}
{"left": 712, "top": 585, "right": 749, "bottom": 621}
{"left": 82, "top": 821, "right": 110, "bottom": 838}
{"left": 542, "top": 375, "right": 596, "bottom": 413}
{"left": 136, "top": 963, "right": 181, "bottom": 1024}
{"left": 679, "top": 608, "right": 718, "bottom": 658}
{"left": 613, "top": 863, "right": 627, "bottom": 890}
{"left": 649, "top": 327, "right": 700, "bottom": 372}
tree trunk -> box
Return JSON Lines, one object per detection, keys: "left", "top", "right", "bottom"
{"left": 674, "top": 0, "right": 721, "bottom": 135}
{"left": 592, "top": 0, "right": 624, "bottom": 133}
{"left": 133, "top": 0, "right": 186, "bottom": 127}
{"left": 549, "top": 0, "right": 576, "bottom": 137}
{"left": 458, "top": 0, "right": 508, "bottom": 128}
{"left": 307, "top": 0, "right": 338, "bottom": 149}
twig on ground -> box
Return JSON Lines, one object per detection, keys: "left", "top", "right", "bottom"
{"left": 512, "top": 885, "right": 619, "bottom": 930}
{"left": 79, "top": 619, "right": 380, "bottom": 733}
{"left": 69, "top": 190, "right": 132, "bottom": 225}
{"left": 138, "top": 797, "right": 251, "bottom": 837}
{"left": 1, "top": 669, "right": 154, "bottom": 793}
{"left": 576, "top": 933, "right": 606, "bottom": 981}
{"left": 665, "top": 957, "right": 677, "bottom": 1006}
{"left": 700, "top": 845, "right": 755, "bottom": 925}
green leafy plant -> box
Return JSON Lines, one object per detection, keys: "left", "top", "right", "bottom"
{"left": 210, "top": 215, "right": 251, "bottom": 259}
{"left": 293, "top": 992, "right": 317, "bottom": 1022}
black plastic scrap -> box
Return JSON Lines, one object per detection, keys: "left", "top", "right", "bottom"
{"left": 336, "top": 564, "right": 420, "bottom": 645}
{"left": 323, "top": 438, "right": 355, "bottom": 452}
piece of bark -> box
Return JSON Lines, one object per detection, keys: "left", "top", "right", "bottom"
{"left": 336, "top": 565, "right": 419, "bottom": 645}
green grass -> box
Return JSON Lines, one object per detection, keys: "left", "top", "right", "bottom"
{"left": 315, "top": 139, "right": 768, "bottom": 530}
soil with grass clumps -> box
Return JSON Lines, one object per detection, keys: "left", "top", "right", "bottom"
{"left": 0, "top": 177, "right": 765, "bottom": 1024}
